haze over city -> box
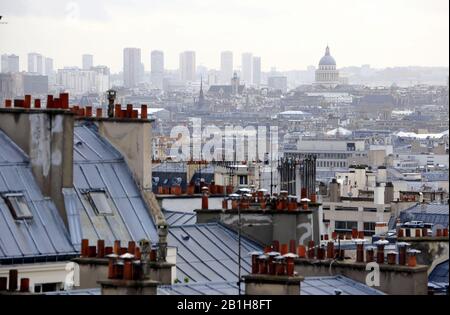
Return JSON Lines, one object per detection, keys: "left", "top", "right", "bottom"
{"left": 1, "top": 0, "right": 449, "bottom": 72}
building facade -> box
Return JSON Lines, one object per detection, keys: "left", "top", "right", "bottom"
{"left": 151, "top": 50, "right": 164, "bottom": 89}
{"left": 28, "top": 52, "right": 44, "bottom": 75}
{"left": 123, "top": 48, "right": 141, "bottom": 88}
{"left": 241, "top": 52, "right": 253, "bottom": 85}
{"left": 82, "top": 54, "right": 94, "bottom": 70}
{"left": 1, "top": 54, "right": 19, "bottom": 73}
{"left": 179, "top": 51, "right": 196, "bottom": 82}
{"left": 57, "top": 67, "right": 109, "bottom": 95}
{"left": 284, "top": 138, "right": 367, "bottom": 170}
{"left": 252, "top": 56, "right": 261, "bottom": 87}
{"left": 220, "top": 51, "right": 233, "bottom": 84}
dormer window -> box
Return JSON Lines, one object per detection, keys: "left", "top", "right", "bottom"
{"left": 2, "top": 193, "right": 33, "bottom": 220}
{"left": 86, "top": 190, "right": 113, "bottom": 216}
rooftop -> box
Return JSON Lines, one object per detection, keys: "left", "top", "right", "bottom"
{"left": 164, "top": 210, "right": 197, "bottom": 226}
{"left": 168, "top": 223, "right": 261, "bottom": 283}
{"left": 389, "top": 203, "right": 449, "bottom": 229}
{"left": 45, "top": 275, "right": 385, "bottom": 295}
{"left": 0, "top": 130, "right": 77, "bottom": 262}
{"left": 68, "top": 123, "right": 158, "bottom": 248}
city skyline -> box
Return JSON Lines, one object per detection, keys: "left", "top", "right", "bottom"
{"left": 0, "top": 0, "right": 448, "bottom": 72}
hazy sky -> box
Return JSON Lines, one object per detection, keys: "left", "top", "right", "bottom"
{"left": 0, "top": 0, "right": 448, "bottom": 72}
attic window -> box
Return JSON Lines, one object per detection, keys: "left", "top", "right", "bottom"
{"left": 3, "top": 193, "right": 33, "bottom": 220}
{"left": 87, "top": 190, "right": 113, "bottom": 216}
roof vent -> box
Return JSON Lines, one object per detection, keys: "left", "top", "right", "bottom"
{"left": 181, "top": 234, "right": 190, "bottom": 241}
{"left": 334, "top": 289, "right": 342, "bottom": 295}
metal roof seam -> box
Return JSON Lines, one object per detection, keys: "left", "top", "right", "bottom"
{"left": 78, "top": 126, "right": 110, "bottom": 160}
{"left": 196, "top": 224, "right": 250, "bottom": 268}
{"left": 110, "top": 163, "right": 153, "bottom": 238}
{"left": 20, "top": 176, "right": 63, "bottom": 255}
{"left": 73, "top": 186, "right": 102, "bottom": 241}
{"left": 169, "top": 230, "right": 214, "bottom": 282}
{"left": 187, "top": 225, "right": 243, "bottom": 278}
{"left": 176, "top": 227, "right": 229, "bottom": 275}
{"left": 95, "top": 163, "right": 135, "bottom": 241}
{"left": 0, "top": 201, "right": 27, "bottom": 257}
{"left": 211, "top": 222, "right": 262, "bottom": 255}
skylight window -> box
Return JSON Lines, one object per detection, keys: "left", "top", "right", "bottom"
{"left": 3, "top": 193, "right": 33, "bottom": 220}
{"left": 87, "top": 190, "right": 113, "bottom": 216}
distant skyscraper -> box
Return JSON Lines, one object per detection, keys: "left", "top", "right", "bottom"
{"left": 45, "top": 57, "right": 53, "bottom": 75}
{"left": 151, "top": 50, "right": 164, "bottom": 89}
{"left": 220, "top": 51, "right": 233, "bottom": 84}
{"left": 123, "top": 48, "right": 141, "bottom": 88}
{"left": 252, "top": 56, "right": 261, "bottom": 86}
{"left": 28, "top": 53, "right": 44, "bottom": 74}
{"left": 241, "top": 53, "right": 252, "bottom": 84}
{"left": 1, "top": 54, "right": 19, "bottom": 73}
{"left": 179, "top": 51, "right": 196, "bottom": 82}
{"left": 82, "top": 54, "right": 94, "bottom": 70}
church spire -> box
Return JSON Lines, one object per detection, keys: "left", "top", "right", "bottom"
{"left": 198, "top": 76, "right": 205, "bottom": 106}
{"left": 325, "top": 45, "right": 330, "bottom": 56}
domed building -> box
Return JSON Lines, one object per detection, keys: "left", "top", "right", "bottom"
{"left": 315, "top": 46, "right": 340, "bottom": 88}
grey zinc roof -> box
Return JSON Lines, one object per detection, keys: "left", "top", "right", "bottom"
{"left": 152, "top": 162, "right": 187, "bottom": 173}
{"left": 168, "top": 223, "right": 261, "bottom": 283}
{"left": 397, "top": 203, "right": 449, "bottom": 228}
{"left": 46, "top": 288, "right": 101, "bottom": 295}
{"left": 158, "top": 281, "right": 240, "bottom": 295}
{"left": 46, "top": 275, "right": 385, "bottom": 295}
{"left": 68, "top": 123, "right": 158, "bottom": 248}
{"left": 408, "top": 203, "right": 449, "bottom": 215}
{"left": 429, "top": 260, "right": 449, "bottom": 285}
{"left": 301, "top": 276, "right": 385, "bottom": 295}
{"left": 164, "top": 210, "right": 197, "bottom": 226}
{"left": 422, "top": 172, "right": 449, "bottom": 182}
{"left": 0, "top": 130, "right": 77, "bottom": 261}
{"left": 156, "top": 275, "right": 385, "bottom": 295}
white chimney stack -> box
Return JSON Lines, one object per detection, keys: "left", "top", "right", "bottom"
{"left": 374, "top": 183, "right": 385, "bottom": 205}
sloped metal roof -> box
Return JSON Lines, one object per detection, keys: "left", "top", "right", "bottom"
{"left": 301, "top": 276, "right": 385, "bottom": 295}
{"left": 0, "top": 130, "right": 77, "bottom": 261}
{"left": 158, "top": 281, "right": 240, "bottom": 295}
{"left": 397, "top": 203, "right": 449, "bottom": 228}
{"left": 429, "top": 260, "right": 449, "bottom": 284}
{"left": 156, "top": 275, "right": 385, "bottom": 295}
{"left": 408, "top": 203, "right": 449, "bottom": 215}
{"left": 164, "top": 210, "right": 197, "bottom": 226}
{"left": 46, "top": 288, "right": 101, "bottom": 295}
{"left": 422, "top": 172, "right": 449, "bottom": 182}
{"left": 68, "top": 124, "right": 158, "bottom": 248}
{"left": 152, "top": 162, "right": 187, "bottom": 173}
{"left": 168, "top": 223, "right": 261, "bottom": 283}
{"left": 46, "top": 275, "right": 385, "bottom": 295}
{"left": 73, "top": 124, "right": 122, "bottom": 162}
